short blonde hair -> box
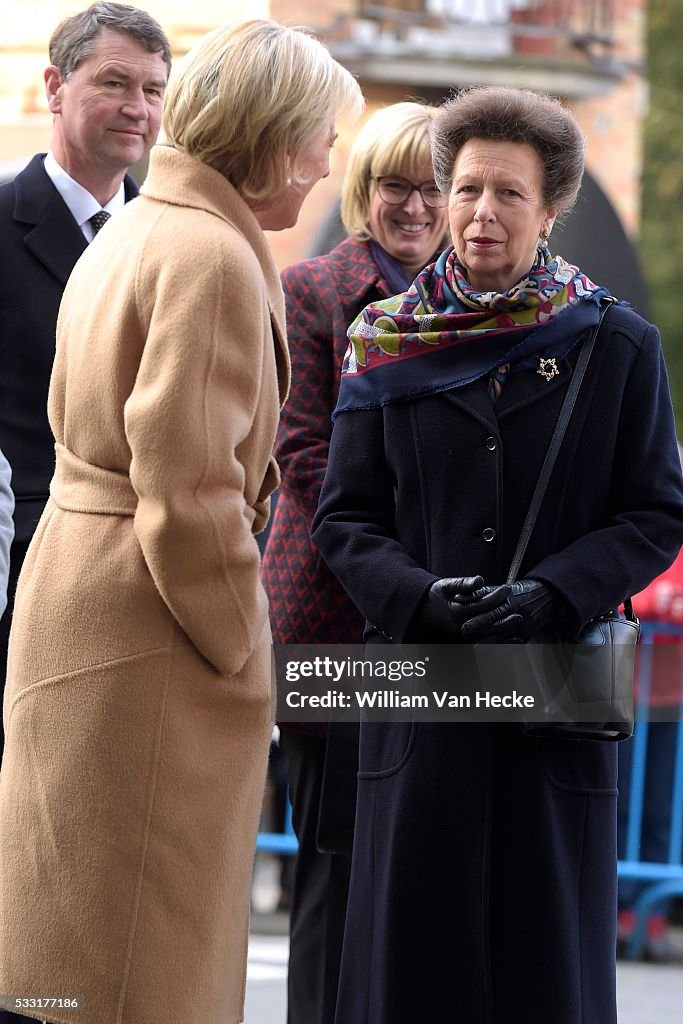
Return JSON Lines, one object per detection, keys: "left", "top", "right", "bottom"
{"left": 341, "top": 102, "right": 440, "bottom": 237}
{"left": 162, "top": 19, "right": 363, "bottom": 206}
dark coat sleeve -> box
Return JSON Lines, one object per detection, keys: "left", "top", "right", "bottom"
{"left": 311, "top": 406, "right": 436, "bottom": 642}
{"left": 529, "top": 320, "right": 683, "bottom": 629}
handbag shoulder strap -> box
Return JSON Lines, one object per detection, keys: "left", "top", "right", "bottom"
{"left": 506, "top": 296, "right": 616, "bottom": 586}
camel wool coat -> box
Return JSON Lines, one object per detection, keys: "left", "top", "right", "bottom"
{"left": 0, "top": 146, "right": 289, "bottom": 1024}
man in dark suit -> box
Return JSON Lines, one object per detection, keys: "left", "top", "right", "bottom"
{"left": 0, "top": 6, "right": 170, "bottom": 1022}
{"left": 0, "top": 1, "right": 170, "bottom": 750}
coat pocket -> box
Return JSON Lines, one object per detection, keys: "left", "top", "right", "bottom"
{"left": 540, "top": 736, "right": 618, "bottom": 793}
{"left": 358, "top": 720, "right": 416, "bottom": 778}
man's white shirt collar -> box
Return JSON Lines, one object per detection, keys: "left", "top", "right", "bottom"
{"left": 43, "top": 152, "right": 126, "bottom": 241}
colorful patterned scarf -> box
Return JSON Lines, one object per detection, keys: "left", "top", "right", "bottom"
{"left": 334, "top": 244, "right": 608, "bottom": 418}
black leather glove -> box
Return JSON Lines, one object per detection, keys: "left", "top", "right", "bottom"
{"left": 460, "top": 579, "right": 561, "bottom": 642}
{"left": 412, "top": 576, "right": 510, "bottom": 640}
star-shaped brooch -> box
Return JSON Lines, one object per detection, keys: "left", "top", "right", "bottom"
{"left": 537, "top": 357, "right": 559, "bottom": 382}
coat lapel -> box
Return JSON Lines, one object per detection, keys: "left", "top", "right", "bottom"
{"left": 13, "top": 156, "right": 140, "bottom": 287}
{"left": 269, "top": 310, "right": 290, "bottom": 406}
{"left": 437, "top": 349, "right": 574, "bottom": 429}
{"left": 14, "top": 156, "right": 86, "bottom": 286}
{"left": 441, "top": 379, "right": 498, "bottom": 429}
{"left": 496, "top": 352, "right": 573, "bottom": 421}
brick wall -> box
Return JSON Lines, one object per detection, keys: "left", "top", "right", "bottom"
{"left": 270, "top": 0, "right": 648, "bottom": 270}
{"left": 572, "top": 0, "right": 646, "bottom": 239}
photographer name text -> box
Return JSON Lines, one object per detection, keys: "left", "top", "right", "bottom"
{"left": 285, "top": 689, "right": 535, "bottom": 709}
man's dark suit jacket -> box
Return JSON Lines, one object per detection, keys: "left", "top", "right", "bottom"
{"left": 0, "top": 153, "right": 138, "bottom": 544}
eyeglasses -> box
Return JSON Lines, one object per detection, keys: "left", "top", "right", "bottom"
{"left": 371, "top": 175, "right": 448, "bottom": 209}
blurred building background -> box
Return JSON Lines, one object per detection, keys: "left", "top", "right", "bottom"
{"left": 4, "top": 1, "right": 681, "bottom": 408}
{"left": 0, "top": 2, "right": 644, "bottom": 259}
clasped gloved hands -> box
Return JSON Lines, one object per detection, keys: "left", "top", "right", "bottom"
{"left": 413, "top": 576, "right": 511, "bottom": 640}
{"left": 460, "top": 579, "right": 559, "bottom": 643}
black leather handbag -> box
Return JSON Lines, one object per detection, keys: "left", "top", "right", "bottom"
{"left": 509, "top": 297, "right": 639, "bottom": 742}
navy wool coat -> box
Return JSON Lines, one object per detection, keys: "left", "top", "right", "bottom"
{"left": 312, "top": 300, "right": 683, "bottom": 1024}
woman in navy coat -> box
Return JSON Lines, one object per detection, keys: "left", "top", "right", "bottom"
{"left": 312, "top": 87, "right": 683, "bottom": 1024}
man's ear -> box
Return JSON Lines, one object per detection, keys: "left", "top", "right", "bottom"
{"left": 44, "top": 66, "right": 64, "bottom": 114}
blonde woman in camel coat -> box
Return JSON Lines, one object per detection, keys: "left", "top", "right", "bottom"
{"left": 0, "top": 21, "right": 361, "bottom": 1024}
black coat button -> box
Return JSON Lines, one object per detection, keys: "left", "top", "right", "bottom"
{"left": 486, "top": 436, "right": 497, "bottom": 451}
{"left": 482, "top": 528, "right": 496, "bottom": 542}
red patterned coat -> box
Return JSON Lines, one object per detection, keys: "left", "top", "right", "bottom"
{"left": 262, "top": 237, "right": 396, "bottom": 644}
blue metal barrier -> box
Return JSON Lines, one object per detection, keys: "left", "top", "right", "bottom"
{"left": 256, "top": 792, "right": 298, "bottom": 855}
{"left": 618, "top": 620, "right": 683, "bottom": 958}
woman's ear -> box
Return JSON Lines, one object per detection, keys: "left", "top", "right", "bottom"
{"left": 542, "top": 209, "right": 559, "bottom": 239}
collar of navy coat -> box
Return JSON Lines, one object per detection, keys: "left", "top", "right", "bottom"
{"left": 443, "top": 347, "right": 574, "bottom": 429}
